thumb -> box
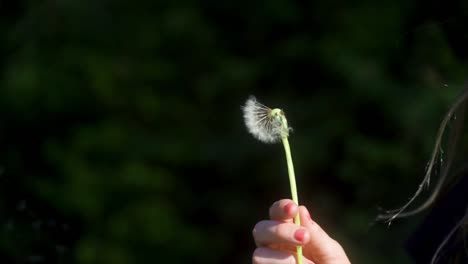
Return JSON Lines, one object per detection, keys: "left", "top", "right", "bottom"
{"left": 299, "top": 206, "right": 350, "bottom": 264}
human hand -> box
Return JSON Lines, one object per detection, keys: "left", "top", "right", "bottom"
{"left": 252, "top": 199, "right": 351, "bottom": 264}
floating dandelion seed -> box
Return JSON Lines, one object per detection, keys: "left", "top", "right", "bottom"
{"left": 242, "top": 96, "right": 303, "bottom": 264}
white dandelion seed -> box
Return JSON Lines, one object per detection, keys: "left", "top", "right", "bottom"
{"left": 242, "top": 96, "right": 291, "bottom": 143}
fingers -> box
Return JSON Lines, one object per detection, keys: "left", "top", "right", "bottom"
{"left": 253, "top": 247, "right": 315, "bottom": 264}
{"left": 299, "top": 206, "right": 350, "bottom": 264}
{"left": 253, "top": 220, "right": 310, "bottom": 247}
{"left": 269, "top": 199, "right": 298, "bottom": 221}
{"left": 255, "top": 200, "right": 350, "bottom": 263}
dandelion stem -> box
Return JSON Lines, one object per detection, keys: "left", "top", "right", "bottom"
{"left": 281, "top": 135, "right": 302, "bottom": 264}
{"left": 242, "top": 97, "right": 302, "bottom": 262}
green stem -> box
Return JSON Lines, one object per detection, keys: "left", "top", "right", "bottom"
{"left": 281, "top": 136, "right": 303, "bottom": 264}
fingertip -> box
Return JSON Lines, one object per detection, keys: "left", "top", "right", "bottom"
{"left": 294, "top": 227, "right": 311, "bottom": 244}
{"left": 269, "top": 199, "right": 297, "bottom": 220}
{"left": 252, "top": 247, "right": 264, "bottom": 264}
{"left": 276, "top": 199, "right": 296, "bottom": 208}
{"left": 284, "top": 202, "right": 297, "bottom": 215}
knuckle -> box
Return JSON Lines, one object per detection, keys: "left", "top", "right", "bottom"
{"left": 274, "top": 222, "right": 289, "bottom": 237}
{"left": 252, "top": 221, "right": 266, "bottom": 239}
{"left": 307, "top": 220, "right": 322, "bottom": 233}
{"left": 322, "top": 239, "right": 347, "bottom": 261}
{"left": 326, "top": 242, "right": 340, "bottom": 253}
{"left": 268, "top": 206, "right": 275, "bottom": 218}
{"left": 330, "top": 239, "right": 347, "bottom": 254}
{"left": 269, "top": 200, "right": 280, "bottom": 216}
{"left": 252, "top": 222, "right": 260, "bottom": 237}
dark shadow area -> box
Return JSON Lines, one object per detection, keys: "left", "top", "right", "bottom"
{"left": 0, "top": 1, "right": 467, "bottom": 263}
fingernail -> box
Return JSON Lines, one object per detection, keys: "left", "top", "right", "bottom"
{"left": 294, "top": 228, "right": 306, "bottom": 242}
{"left": 284, "top": 202, "right": 295, "bottom": 214}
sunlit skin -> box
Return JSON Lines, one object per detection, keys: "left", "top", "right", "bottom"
{"left": 252, "top": 199, "right": 351, "bottom": 264}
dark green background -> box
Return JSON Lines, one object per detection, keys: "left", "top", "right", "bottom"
{"left": 1, "top": 1, "right": 467, "bottom": 263}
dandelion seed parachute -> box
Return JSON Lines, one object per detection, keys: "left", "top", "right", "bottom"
{"left": 242, "top": 96, "right": 288, "bottom": 143}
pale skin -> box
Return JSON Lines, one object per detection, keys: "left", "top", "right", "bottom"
{"left": 252, "top": 199, "right": 351, "bottom": 264}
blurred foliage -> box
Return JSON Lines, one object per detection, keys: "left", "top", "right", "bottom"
{"left": 0, "top": 0, "right": 467, "bottom": 263}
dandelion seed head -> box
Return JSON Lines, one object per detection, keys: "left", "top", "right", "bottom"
{"left": 242, "top": 96, "right": 290, "bottom": 143}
